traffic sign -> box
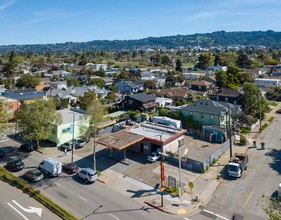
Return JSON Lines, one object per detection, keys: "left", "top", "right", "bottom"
{"left": 188, "top": 181, "right": 194, "bottom": 189}
{"left": 168, "top": 176, "right": 176, "bottom": 188}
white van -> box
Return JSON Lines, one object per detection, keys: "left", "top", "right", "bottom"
{"left": 38, "top": 158, "right": 62, "bottom": 177}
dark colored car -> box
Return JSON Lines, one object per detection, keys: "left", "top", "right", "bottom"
{"left": 20, "top": 142, "right": 35, "bottom": 152}
{"left": 24, "top": 169, "right": 43, "bottom": 182}
{"left": 62, "top": 163, "right": 79, "bottom": 174}
{"left": 0, "top": 148, "right": 5, "bottom": 158}
{"left": 6, "top": 159, "right": 25, "bottom": 172}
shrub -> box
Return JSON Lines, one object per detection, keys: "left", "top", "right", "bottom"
{"left": 240, "top": 134, "right": 248, "bottom": 145}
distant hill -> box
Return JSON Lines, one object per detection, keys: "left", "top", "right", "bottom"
{"left": 1, "top": 30, "right": 281, "bottom": 53}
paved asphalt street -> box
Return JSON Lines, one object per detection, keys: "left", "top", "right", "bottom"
{"left": 0, "top": 180, "right": 59, "bottom": 220}
{"left": 0, "top": 131, "right": 184, "bottom": 220}
{"left": 192, "top": 113, "right": 281, "bottom": 220}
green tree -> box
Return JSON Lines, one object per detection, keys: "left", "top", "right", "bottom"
{"left": 196, "top": 53, "right": 212, "bottom": 70}
{"left": 88, "top": 78, "right": 104, "bottom": 88}
{"left": 16, "top": 74, "right": 40, "bottom": 88}
{"left": 66, "top": 78, "right": 80, "bottom": 87}
{"left": 2, "top": 61, "right": 16, "bottom": 79}
{"left": 241, "top": 83, "right": 268, "bottom": 118}
{"left": 105, "top": 91, "right": 117, "bottom": 101}
{"left": 84, "top": 99, "right": 106, "bottom": 170}
{"left": 236, "top": 53, "right": 253, "bottom": 69}
{"left": 79, "top": 92, "right": 96, "bottom": 111}
{"left": 0, "top": 101, "right": 9, "bottom": 133}
{"left": 215, "top": 70, "right": 228, "bottom": 88}
{"left": 117, "top": 68, "right": 130, "bottom": 80}
{"left": 175, "top": 59, "right": 183, "bottom": 72}
{"left": 158, "top": 108, "right": 170, "bottom": 117}
{"left": 165, "top": 75, "right": 176, "bottom": 87}
{"left": 144, "top": 80, "right": 156, "bottom": 89}
{"left": 15, "top": 99, "right": 62, "bottom": 146}
{"left": 161, "top": 55, "right": 173, "bottom": 66}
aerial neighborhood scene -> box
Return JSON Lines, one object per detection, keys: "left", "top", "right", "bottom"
{"left": 0, "top": 1, "right": 281, "bottom": 220}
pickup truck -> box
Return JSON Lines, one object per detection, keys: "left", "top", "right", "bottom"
{"left": 147, "top": 152, "right": 161, "bottom": 162}
{"left": 228, "top": 153, "right": 249, "bottom": 178}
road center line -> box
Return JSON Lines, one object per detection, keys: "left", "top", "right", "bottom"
{"left": 7, "top": 203, "right": 29, "bottom": 220}
{"left": 108, "top": 213, "right": 120, "bottom": 220}
{"left": 243, "top": 191, "right": 253, "bottom": 208}
{"left": 203, "top": 209, "right": 230, "bottom": 220}
{"left": 78, "top": 195, "right": 87, "bottom": 201}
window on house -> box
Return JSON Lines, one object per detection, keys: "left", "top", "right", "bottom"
{"left": 225, "top": 97, "right": 228, "bottom": 102}
{"left": 62, "top": 127, "right": 71, "bottom": 135}
{"left": 210, "top": 115, "right": 214, "bottom": 121}
{"left": 199, "top": 85, "right": 202, "bottom": 89}
{"left": 201, "top": 113, "right": 204, "bottom": 119}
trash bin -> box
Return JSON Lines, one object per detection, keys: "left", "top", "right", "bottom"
{"left": 261, "top": 142, "right": 265, "bottom": 149}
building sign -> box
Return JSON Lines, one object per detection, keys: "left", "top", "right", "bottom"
{"left": 168, "top": 176, "right": 176, "bottom": 188}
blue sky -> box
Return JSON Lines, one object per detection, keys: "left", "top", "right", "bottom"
{"left": 0, "top": 0, "right": 281, "bottom": 45}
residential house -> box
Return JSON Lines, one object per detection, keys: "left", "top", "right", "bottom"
{"left": 140, "top": 71, "right": 156, "bottom": 80}
{"left": 36, "top": 78, "right": 50, "bottom": 91}
{"left": 188, "top": 80, "right": 214, "bottom": 93}
{"left": 49, "top": 81, "right": 68, "bottom": 90}
{"left": 93, "top": 64, "right": 108, "bottom": 71}
{"left": 183, "top": 72, "right": 205, "bottom": 80}
{"left": 153, "top": 88, "right": 192, "bottom": 101}
{"left": 116, "top": 81, "right": 144, "bottom": 93}
{"left": 204, "top": 75, "right": 217, "bottom": 85}
{"left": 0, "top": 89, "right": 46, "bottom": 105}
{"left": 47, "top": 108, "right": 89, "bottom": 146}
{"left": 124, "top": 93, "right": 156, "bottom": 112}
{"left": 210, "top": 88, "right": 244, "bottom": 104}
{"left": 101, "top": 77, "right": 114, "bottom": 88}
{"left": 176, "top": 99, "right": 234, "bottom": 128}
{"left": 50, "top": 86, "right": 90, "bottom": 103}
{"left": 53, "top": 70, "right": 71, "bottom": 78}
{"left": 254, "top": 78, "right": 281, "bottom": 87}
{"left": 155, "top": 97, "right": 173, "bottom": 107}
{"left": 0, "top": 97, "right": 19, "bottom": 120}
{"left": 207, "top": 65, "right": 227, "bottom": 74}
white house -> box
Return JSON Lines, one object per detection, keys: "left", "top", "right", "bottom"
{"left": 155, "top": 97, "right": 173, "bottom": 107}
{"left": 254, "top": 78, "right": 281, "bottom": 87}
{"left": 93, "top": 64, "right": 108, "bottom": 71}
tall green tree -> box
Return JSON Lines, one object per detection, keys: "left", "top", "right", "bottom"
{"left": 196, "top": 53, "right": 212, "bottom": 70}
{"left": 175, "top": 59, "right": 183, "bottom": 72}
{"left": 15, "top": 99, "right": 62, "bottom": 146}
{"left": 215, "top": 70, "right": 228, "bottom": 88}
{"left": 79, "top": 92, "right": 96, "bottom": 111}
{"left": 236, "top": 52, "right": 253, "bottom": 69}
{"left": 0, "top": 101, "right": 9, "bottom": 134}
{"left": 16, "top": 74, "right": 40, "bottom": 88}
{"left": 2, "top": 61, "right": 16, "bottom": 79}
{"left": 144, "top": 80, "right": 156, "bottom": 89}
{"left": 84, "top": 99, "right": 106, "bottom": 170}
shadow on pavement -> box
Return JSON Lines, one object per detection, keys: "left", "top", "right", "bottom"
{"left": 0, "top": 146, "right": 31, "bottom": 163}
{"left": 265, "top": 149, "right": 281, "bottom": 174}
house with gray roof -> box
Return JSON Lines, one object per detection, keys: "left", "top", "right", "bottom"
{"left": 175, "top": 99, "right": 238, "bottom": 128}
{"left": 124, "top": 93, "right": 156, "bottom": 112}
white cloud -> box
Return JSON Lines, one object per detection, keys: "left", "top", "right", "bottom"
{"left": 0, "top": 0, "right": 17, "bottom": 11}
{"left": 17, "top": 8, "right": 70, "bottom": 26}
{"left": 185, "top": 12, "right": 220, "bottom": 20}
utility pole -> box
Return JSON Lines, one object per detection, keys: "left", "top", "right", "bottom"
{"left": 258, "top": 89, "right": 262, "bottom": 133}
{"left": 228, "top": 106, "right": 233, "bottom": 158}
{"left": 71, "top": 112, "right": 75, "bottom": 163}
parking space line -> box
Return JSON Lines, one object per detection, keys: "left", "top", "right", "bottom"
{"left": 7, "top": 202, "right": 29, "bottom": 220}
{"left": 78, "top": 195, "right": 87, "bottom": 201}
{"left": 243, "top": 191, "right": 253, "bottom": 208}
{"left": 108, "top": 213, "right": 120, "bottom": 220}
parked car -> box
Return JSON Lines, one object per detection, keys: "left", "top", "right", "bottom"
{"left": 6, "top": 159, "right": 25, "bottom": 172}
{"left": 24, "top": 169, "right": 43, "bottom": 182}
{"left": 61, "top": 141, "right": 75, "bottom": 151}
{"left": 38, "top": 158, "right": 62, "bottom": 177}
{"left": 276, "top": 109, "right": 281, "bottom": 114}
{"left": 20, "top": 142, "right": 35, "bottom": 152}
{"left": 75, "top": 138, "right": 86, "bottom": 148}
{"left": 0, "top": 148, "right": 5, "bottom": 158}
{"left": 76, "top": 168, "right": 97, "bottom": 184}
{"left": 62, "top": 163, "right": 79, "bottom": 174}
{"left": 147, "top": 152, "right": 161, "bottom": 162}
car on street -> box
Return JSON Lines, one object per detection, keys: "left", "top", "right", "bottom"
{"left": 6, "top": 159, "right": 25, "bottom": 172}
{"left": 62, "top": 163, "right": 80, "bottom": 174}
{"left": 147, "top": 152, "right": 161, "bottom": 162}
{"left": 75, "top": 138, "right": 86, "bottom": 148}
{"left": 61, "top": 141, "right": 75, "bottom": 151}
{"left": 0, "top": 148, "right": 5, "bottom": 158}
{"left": 20, "top": 142, "right": 35, "bottom": 152}
{"left": 24, "top": 169, "right": 44, "bottom": 182}
{"left": 276, "top": 109, "right": 281, "bottom": 114}
{"left": 76, "top": 168, "right": 97, "bottom": 184}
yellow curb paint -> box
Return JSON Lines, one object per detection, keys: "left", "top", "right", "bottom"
{"left": 243, "top": 191, "right": 253, "bottom": 208}
{"left": 177, "top": 209, "right": 186, "bottom": 214}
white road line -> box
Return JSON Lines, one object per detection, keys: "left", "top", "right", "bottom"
{"left": 7, "top": 203, "right": 29, "bottom": 220}
{"left": 203, "top": 209, "right": 230, "bottom": 220}
{"left": 108, "top": 213, "right": 120, "bottom": 220}
{"left": 78, "top": 195, "right": 87, "bottom": 201}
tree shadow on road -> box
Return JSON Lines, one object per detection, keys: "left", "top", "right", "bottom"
{"left": 265, "top": 149, "right": 281, "bottom": 174}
